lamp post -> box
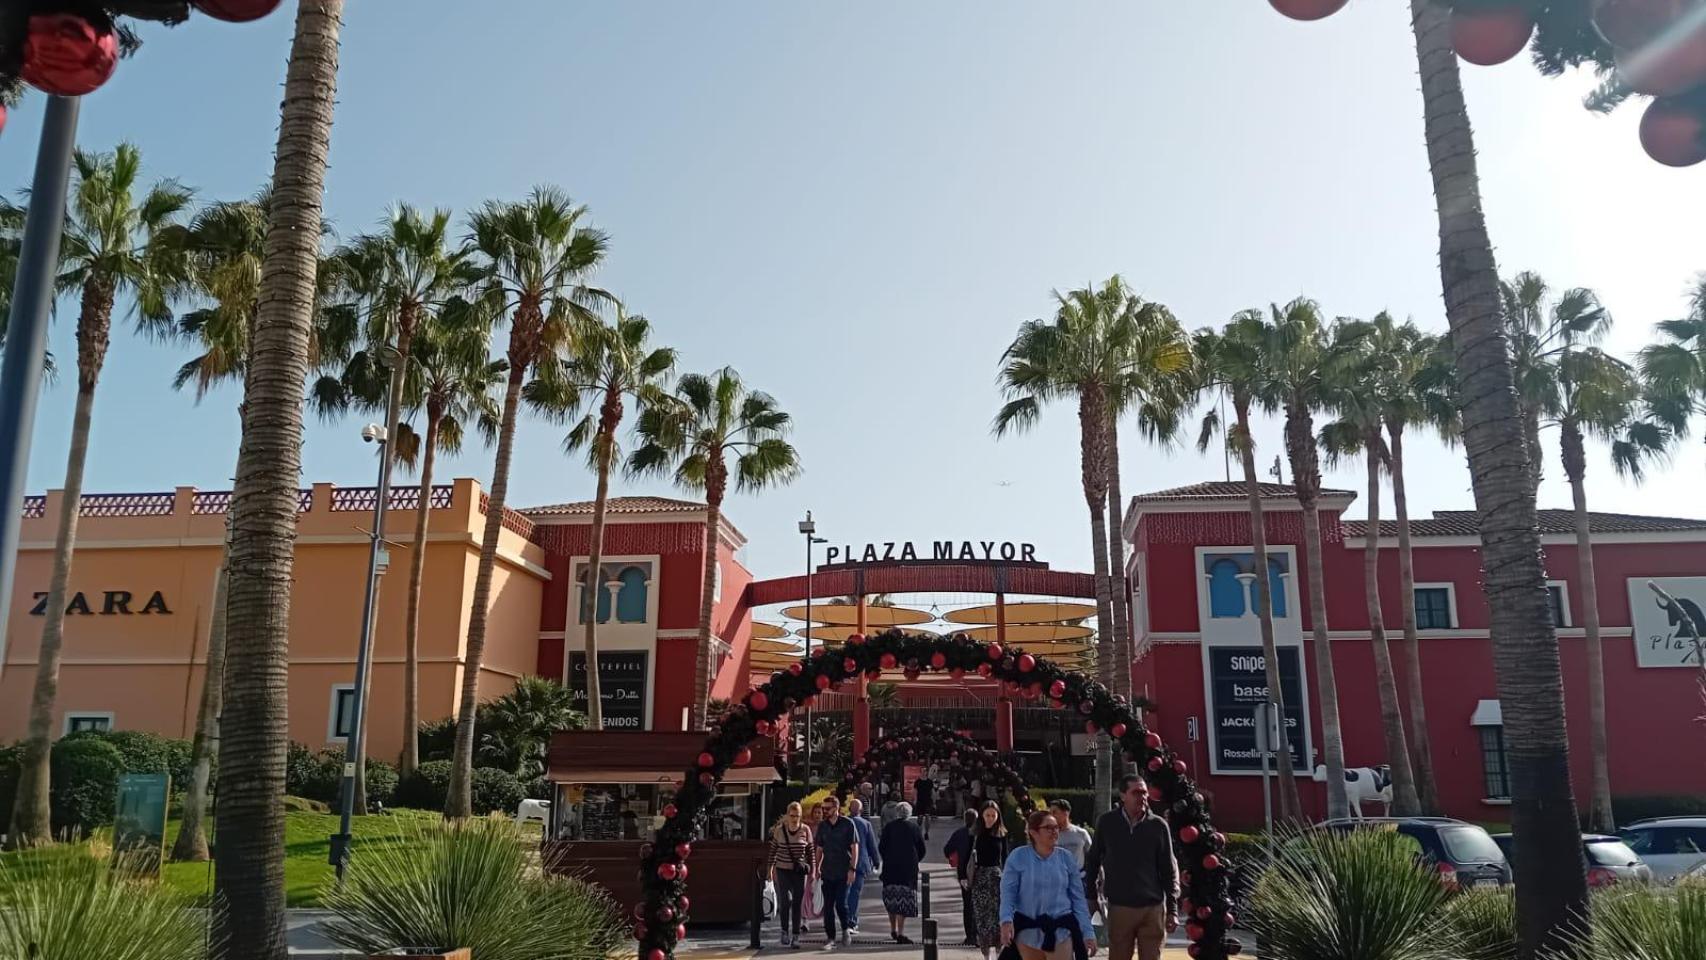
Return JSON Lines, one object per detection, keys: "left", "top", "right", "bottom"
{"left": 330, "top": 349, "right": 402, "bottom": 880}
{"left": 799, "top": 511, "right": 826, "bottom": 784}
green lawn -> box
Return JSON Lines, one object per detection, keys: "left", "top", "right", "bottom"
{"left": 2, "top": 808, "right": 445, "bottom": 906}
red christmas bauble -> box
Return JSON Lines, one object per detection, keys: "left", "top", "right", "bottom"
{"left": 1078, "top": 699, "right": 1094, "bottom": 716}
{"left": 658, "top": 906, "right": 676, "bottom": 922}
{"left": 1022, "top": 682, "right": 1040, "bottom": 700}
{"left": 1147, "top": 757, "right": 1163, "bottom": 771}
{"left": 950, "top": 667, "right": 965, "bottom": 680}
{"left": 976, "top": 663, "right": 993, "bottom": 678}
{"left": 676, "top": 924, "right": 688, "bottom": 942}
{"left": 1212, "top": 832, "right": 1227, "bottom": 846}
{"left": 1641, "top": 97, "right": 1706, "bottom": 166}
{"left": 635, "top": 903, "right": 649, "bottom": 919}
{"left": 848, "top": 633, "right": 865, "bottom": 645}
{"left": 1203, "top": 854, "right": 1222, "bottom": 871}
{"left": 1450, "top": 6, "right": 1536, "bottom": 66}
{"left": 697, "top": 752, "right": 715, "bottom": 768}
{"left": 1617, "top": 23, "right": 1706, "bottom": 96}
{"left": 843, "top": 657, "right": 858, "bottom": 672}
{"left": 658, "top": 862, "right": 678, "bottom": 880}
{"left": 931, "top": 652, "right": 947, "bottom": 668}
{"left": 1110, "top": 722, "right": 1127, "bottom": 738}
{"left": 788, "top": 662, "right": 803, "bottom": 675}
{"left": 193, "top": 0, "right": 285, "bottom": 22}
{"left": 678, "top": 895, "right": 691, "bottom": 912}
{"left": 735, "top": 747, "right": 753, "bottom": 765}
{"left": 635, "top": 923, "right": 648, "bottom": 940}
{"left": 1147, "top": 786, "right": 1163, "bottom": 801}
{"left": 811, "top": 647, "right": 826, "bottom": 658}
{"left": 1196, "top": 906, "right": 1212, "bottom": 921}
{"left": 1017, "top": 653, "right": 1036, "bottom": 672}
{"left": 1180, "top": 825, "right": 1200, "bottom": 844}
{"left": 1594, "top": 0, "right": 1691, "bottom": 50}
{"left": 1084, "top": 720, "right": 1099, "bottom": 735}
{"left": 986, "top": 643, "right": 1004, "bottom": 661}
{"left": 662, "top": 803, "right": 678, "bottom": 819}
{"left": 1050, "top": 698, "right": 1064, "bottom": 710}
{"left": 1180, "top": 898, "right": 1194, "bottom": 916}
{"left": 880, "top": 652, "right": 897, "bottom": 669}
{"left": 649, "top": 950, "right": 667, "bottom": 960}
{"left": 1187, "top": 945, "right": 1201, "bottom": 960}
{"left": 1048, "top": 679, "right": 1067, "bottom": 698}
{"left": 1173, "top": 759, "right": 1189, "bottom": 775}
{"left": 815, "top": 674, "right": 831, "bottom": 690}
{"left": 676, "top": 842, "right": 692, "bottom": 859}
{"left": 677, "top": 863, "right": 690, "bottom": 879}
{"left": 21, "top": 14, "right": 119, "bottom": 97}
{"left": 1268, "top": 0, "right": 1349, "bottom": 21}
{"left": 748, "top": 691, "right": 769, "bottom": 712}
{"left": 697, "top": 772, "right": 715, "bottom": 787}
{"left": 1186, "top": 923, "right": 1205, "bottom": 942}
{"left": 1145, "top": 732, "right": 1163, "bottom": 749}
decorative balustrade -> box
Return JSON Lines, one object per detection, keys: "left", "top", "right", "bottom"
{"left": 19, "top": 484, "right": 461, "bottom": 520}
{"left": 76, "top": 492, "right": 176, "bottom": 517}
{"left": 21, "top": 496, "right": 45, "bottom": 519}
{"left": 331, "top": 484, "right": 456, "bottom": 512}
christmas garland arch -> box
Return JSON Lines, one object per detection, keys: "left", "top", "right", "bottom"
{"left": 832, "top": 722, "right": 1037, "bottom": 812}
{"left": 635, "top": 629, "right": 1243, "bottom": 960}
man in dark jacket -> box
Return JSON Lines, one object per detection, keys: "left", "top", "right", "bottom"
{"left": 943, "top": 808, "right": 979, "bottom": 945}
{"left": 1085, "top": 775, "right": 1178, "bottom": 960}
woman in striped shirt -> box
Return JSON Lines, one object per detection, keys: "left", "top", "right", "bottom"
{"left": 770, "top": 802, "right": 815, "bottom": 948}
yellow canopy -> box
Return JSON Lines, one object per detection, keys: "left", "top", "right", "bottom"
{"left": 944, "top": 601, "right": 1096, "bottom": 625}
{"left": 797, "top": 625, "right": 939, "bottom": 643}
{"left": 750, "top": 622, "right": 791, "bottom": 640}
{"left": 957, "top": 623, "right": 1094, "bottom": 643}
{"left": 778, "top": 603, "right": 932, "bottom": 627}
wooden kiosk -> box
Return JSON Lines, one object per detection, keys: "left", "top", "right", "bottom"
{"left": 542, "top": 731, "right": 778, "bottom": 923}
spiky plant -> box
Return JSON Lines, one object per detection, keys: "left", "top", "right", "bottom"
{"left": 0, "top": 854, "right": 208, "bottom": 960}
{"left": 1444, "top": 887, "right": 1520, "bottom": 960}
{"left": 1548, "top": 882, "right": 1706, "bottom": 960}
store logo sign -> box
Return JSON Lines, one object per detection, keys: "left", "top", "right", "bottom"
{"left": 1629, "top": 577, "right": 1706, "bottom": 668}
{"left": 823, "top": 540, "right": 1039, "bottom": 566}
{"left": 29, "top": 590, "right": 172, "bottom": 616}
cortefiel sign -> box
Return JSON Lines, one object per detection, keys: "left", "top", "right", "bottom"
{"left": 1628, "top": 577, "right": 1706, "bottom": 669}
{"left": 568, "top": 651, "right": 649, "bottom": 729}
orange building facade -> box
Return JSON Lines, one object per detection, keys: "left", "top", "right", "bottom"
{"left": 0, "top": 481, "right": 753, "bottom": 762}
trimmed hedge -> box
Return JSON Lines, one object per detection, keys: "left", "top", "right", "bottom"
{"left": 60, "top": 729, "right": 195, "bottom": 790}
{"left": 49, "top": 737, "right": 126, "bottom": 835}
{"left": 284, "top": 742, "right": 400, "bottom": 808}
{"left": 472, "top": 767, "right": 525, "bottom": 816}
{"left": 396, "top": 760, "right": 453, "bottom": 811}
{"left": 392, "top": 761, "right": 521, "bottom": 815}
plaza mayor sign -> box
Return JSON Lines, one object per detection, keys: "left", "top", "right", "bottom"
{"left": 823, "top": 540, "right": 1040, "bottom": 566}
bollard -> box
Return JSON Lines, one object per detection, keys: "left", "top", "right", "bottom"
{"left": 750, "top": 870, "right": 763, "bottom": 949}
{"left": 920, "top": 870, "right": 931, "bottom": 918}
{"left": 922, "top": 918, "right": 938, "bottom": 960}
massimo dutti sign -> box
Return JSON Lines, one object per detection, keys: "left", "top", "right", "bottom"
{"left": 29, "top": 590, "right": 173, "bottom": 616}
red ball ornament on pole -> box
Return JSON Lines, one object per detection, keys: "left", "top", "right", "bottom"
{"left": 1202, "top": 854, "right": 1222, "bottom": 871}
{"left": 788, "top": 662, "right": 803, "bottom": 675}
{"left": 21, "top": 14, "right": 119, "bottom": 97}
{"left": 931, "top": 651, "right": 947, "bottom": 669}
{"left": 1180, "top": 825, "right": 1200, "bottom": 844}
{"left": 844, "top": 657, "right": 859, "bottom": 672}
{"left": 815, "top": 674, "right": 832, "bottom": 690}
{"left": 1017, "top": 653, "right": 1036, "bottom": 672}
{"left": 657, "top": 862, "right": 678, "bottom": 880}
{"left": 734, "top": 748, "right": 752, "bottom": 766}
{"left": 848, "top": 633, "right": 865, "bottom": 645}
{"left": 193, "top": 0, "right": 286, "bottom": 22}
{"left": 678, "top": 863, "right": 690, "bottom": 879}
{"left": 976, "top": 663, "right": 993, "bottom": 678}
{"left": 1145, "top": 731, "right": 1163, "bottom": 749}
{"left": 1593, "top": 0, "right": 1691, "bottom": 50}
{"left": 748, "top": 691, "right": 768, "bottom": 712}
{"left": 0, "top": 104, "right": 8, "bottom": 139}
{"left": 1641, "top": 97, "right": 1706, "bottom": 166}
{"left": 676, "top": 925, "right": 688, "bottom": 942}
{"left": 986, "top": 644, "right": 1004, "bottom": 661}
{"left": 1048, "top": 679, "right": 1066, "bottom": 699}
{"left": 649, "top": 949, "right": 667, "bottom": 960}
{"left": 1268, "top": 0, "right": 1349, "bottom": 21}
{"left": 1111, "top": 722, "right": 1127, "bottom": 738}
{"left": 662, "top": 803, "right": 678, "bottom": 819}
{"left": 1147, "top": 757, "right": 1163, "bottom": 772}
{"left": 880, "top": 652, "right": 897, "bottom": 669}
{"left": 1084, "top": 720, "right": 1099, "bottom": 735}
{"left": 1186, "top": 923, "right": 1205, "bottom": 942}
{"left": 697, "top": 752, "right": 715, "bottom": 769}
{"left": 1173, "top": 759, "right": 1188, "bottom": 775}
{"left": 1618, "top": 30, "right": 1706, "bottom": 98}
{"left": 676, "top": 842, "right": 693, "bottom": 859}
{"left": 1450, "top": 6, "right": 1536, "bottom": 66}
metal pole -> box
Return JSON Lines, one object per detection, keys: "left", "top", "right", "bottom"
{"left": 0, "top": 96, "right": 80, "bottom": 681}
{"left": 331, "top": 360, "right": 401, "bottom": 879}
{"left": 804, "top": 526, "right": 814, "bottom": 786}
{"left": 922, "top": 917, "right": 938, "bottom": 960}
{"left": 1258, "top": 702, "right": 1274, "bottom": 856}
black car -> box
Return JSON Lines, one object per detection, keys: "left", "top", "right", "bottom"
{"left": 1318, "top": 817, "right": 1512, "bottom": 889}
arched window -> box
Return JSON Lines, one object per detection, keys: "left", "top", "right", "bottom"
{"left": 615, "top": 566, "right": 648, "bottom": 623}
{"left": 578, "top": 570, "right": 613, "bottom": 624}
{"left": 1266, "top": 557, "right": 1289, "bottom": 618}
{"left": 1208, "top": 558, "right": 1247, "bottom": 619}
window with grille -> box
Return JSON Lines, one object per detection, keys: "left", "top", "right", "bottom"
{"left": 1415, "top": 588, "right": 1453, "bottom": 630}
{"left": 1479, "top": 725, "right": 1510, "bottom": 799}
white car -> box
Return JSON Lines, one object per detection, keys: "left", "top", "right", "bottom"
{"left": 1618, "top": 817, "right": 1706, "bottom": 883}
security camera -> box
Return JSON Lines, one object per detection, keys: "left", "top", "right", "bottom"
{"left": 361, "top": 423, "right": 386, "bottom": 444}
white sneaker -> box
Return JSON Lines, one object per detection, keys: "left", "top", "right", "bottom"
{"left": 840, "top": 930, "right": 853, "bottom": 946}
{"left": 846, "top": 927, "right": 860, "bottom": 937}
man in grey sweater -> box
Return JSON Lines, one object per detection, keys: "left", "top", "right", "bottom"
{"left": 1084, "top": 774, "right": 1178, "bottom": 960}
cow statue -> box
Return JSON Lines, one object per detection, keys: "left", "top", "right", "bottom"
{"left": 516, "top": 797, "right": 551, "bottom": 828}
{"left": 1312, "top": 764, "right": 1393, "bottom": 819}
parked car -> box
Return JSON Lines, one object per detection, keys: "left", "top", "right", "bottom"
{"left": 1617, "top": 817, "right": 1706, "bottom": 883}
{"left": 1491, "top": 832, "right": 1652, "bottom": 887}
{"left": 1318, "top": 817, "right": 1511, "bottom": 889}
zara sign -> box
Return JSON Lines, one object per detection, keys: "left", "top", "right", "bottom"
{"left": 1628, "top": 577, "right": 1706, "bottom": 669}
{"left": 30, "top": 590, "right": 172, "bottom": 616}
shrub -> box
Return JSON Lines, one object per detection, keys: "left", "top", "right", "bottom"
{"left": 320, "top": 818, "right": 624, "bottom": 960}
{"left": 0, "top": 741, "right": 21, "bottom": 828}
{"left": 49, "top": 737, "right": 126, "bottom": 835}
{"left": 1444, "top": 888, "right": 1518, "bottom": 960}
{"left": 1551, "top": 881, "right": 1706, "bottom": 960}
{"left": 525, "top": 777, "right": 552, "bottom": 801}
{"left": 365, "top": 758, "right": 399, "bottom": 808}
{"left": 396, "top": 760, "right": 453, "bottom": 811}
{"left": 1612, "top": 795, "right": 1706, "bottom": 824}
{"left": 60, "top": 730, "right": 196, "bottom": 791}
{"left": 0, "top": 855, "right": 206, "bottom": 960}
{"left": 471, "top": 767, "right": 525, "bottom": 816}
{"left": 286, "top": 742, "right": 323, "bottom": 799}
{"left": 1250, "top": 828, "right": 1456, "bottom": 960}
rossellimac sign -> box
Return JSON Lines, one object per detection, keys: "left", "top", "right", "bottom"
{"left": 823, "top": 540, "right": 1041, "bottom": 566}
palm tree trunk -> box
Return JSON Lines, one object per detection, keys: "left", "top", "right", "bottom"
{"left": 694, "top": 475, "right": 725, "bottom": 729}
{"left": 1562, "top": 421, "right": 1614, "bottom": 832}
{"left": 1104, "top": 413, "right": 1131, "bottom": 700}
{"left": 1410, "top": 1, "right": 1588, "bottom": 952}
{"left": 1388, "top": 423, "right": 1441, "bottom": 813}
{"left": 214, "top": 4, "right": 343, "bottom": 956}
{"left": 447, "top": 367, "right": 523, "bottom": 819}
{"left": 172, "top": 558, "right": 227, "bottom": 862}
{"left": 1079, "top": 387, "right": 1116, "bottom": 810}
{"left": 400, "top": 409, "right": 440, "bottom": 779}
{"left": 581, "top": 436, "right": 614, "bottom": 731}
{"left": 1235, "top": 399, "right": 1302, "bottom": 823}
{"left": 1284, "top": 402, "right": 1348, "bottom": 820}
{"left": 7, "top": 374, "right": 99, "bottom": 848}
{"left": 1362, "top": 432, "right": 1421, "bottom": 815}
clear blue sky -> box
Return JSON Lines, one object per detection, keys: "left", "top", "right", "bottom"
{"left": 3, "top": 0, "right": 1702, "bottom": 582}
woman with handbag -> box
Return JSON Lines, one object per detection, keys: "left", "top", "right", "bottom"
{"left": 1000, "top": 809, "right": 1097, "bottom": 960}
{"left": 965, "top": 800, "right": 1010, "bottom": 960}
{"left": 770, "top": 802, "right": 815, "bottom": 948}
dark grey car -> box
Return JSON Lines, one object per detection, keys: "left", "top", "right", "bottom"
{"left": 1491, "top": 833, "right": 1652, "bottom": 888}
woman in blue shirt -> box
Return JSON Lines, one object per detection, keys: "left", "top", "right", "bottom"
{"left": 1000, "top": 809, "right": 1098, "bottom": 960}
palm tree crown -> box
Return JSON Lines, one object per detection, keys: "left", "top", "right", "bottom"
{"left": 629, "top": 367, "right": 801, "bottom": 500}
{"left": 1637, "top": 275, "right": 1706, "bottom": 452}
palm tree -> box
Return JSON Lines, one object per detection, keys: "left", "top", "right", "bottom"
{"left": 477, "top": 675, "right": 583, "bottom": 780}
{"left": 1506, "top": 277, "right": 1668, "bottom": 833}
{"left": 6, "top": 144, "right": 191, "bottom": 849}
{"left": 993, "top": 276, "right": 1135, "bottom": 810}
{"left": 1191, "top": 311, "right": 1303, "bottom": 824}
{"left": 215, "top": 2, "right": 346, "bottom": 956}
{"left": 1638, "top": 276, "right": 1706, "bottom": 461}
{"left": 447, "top": 187, "right": 610, "bottom": 819}
{"left": 0, "top": 202, "right": 54, "bottom": 378}
{"left": 1258, "top": 296, "right": 1352, "bottom": 821}
{"left": 1375, "top": 317, "right": 1455, "bottom": 815}
{"left": 532, "top": 306, "right": 676, "bottom": 729}
{"left": 313, "top": 205, "right": 479, "bottom": 801}
{"left": 1408, "top": 1, "right": 1589, "bottom": 949}
{"left": 1320, "top": 314, "right": 1421, "bottom": 817}
{"left": 630, "top": 367, "right": 801, "bottom": 728}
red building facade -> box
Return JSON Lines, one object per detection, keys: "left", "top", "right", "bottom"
{"left": 1124, "top": 481, "right": 1706, "bottom": 830}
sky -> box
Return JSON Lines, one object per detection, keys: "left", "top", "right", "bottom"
{"left": 3, "top": 0, "right": 1704, "bottom": 587}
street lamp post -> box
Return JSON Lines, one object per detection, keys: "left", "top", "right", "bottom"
{"left": 799, "top": 512, "right": 826, "bottom": 785}
{"left": 330, "top": 353, "right": 402, "bottom": 880}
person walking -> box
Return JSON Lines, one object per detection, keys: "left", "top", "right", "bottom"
{"left": 877, "top": 800, "right": 926, "bottom": 943}
{"left": 846, "top": 797, "right": 881, "bottom": 937}
{"left": 770, "top": 802, "right": 815, "bottom": 948}
{"left": 1001, "top": 809, "right": 1099, "bottom": 960}
{"left": 1049, "top": 799, "right": 1092, "bottom": 874}
{"left": 944, "top": 808, "right": 980, "bottom": 946}
{"left": 914, "top": 773, "right": 936, "bottom": 840}
{"left": 1085, "top": 775, "right": 1178, "bottom": 960}
{"left": 964, "top": 800, "right": 1010, "bottom": 960}
{"left": 814, "top": 795, "right": 860, "bottom": 946}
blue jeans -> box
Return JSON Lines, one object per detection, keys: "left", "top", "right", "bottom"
{"left": 847, "top": 871, "right": 869, "bottom": 928}
{"left": 822, "top": 875, "right": 852, "bottom": 940}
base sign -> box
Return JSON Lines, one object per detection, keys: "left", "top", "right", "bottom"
{"left": 568, "top": 651, "right": 649, "bottom": 729}
{"left": 1208, "top": 646, "right": 1307, "bottom": 772}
